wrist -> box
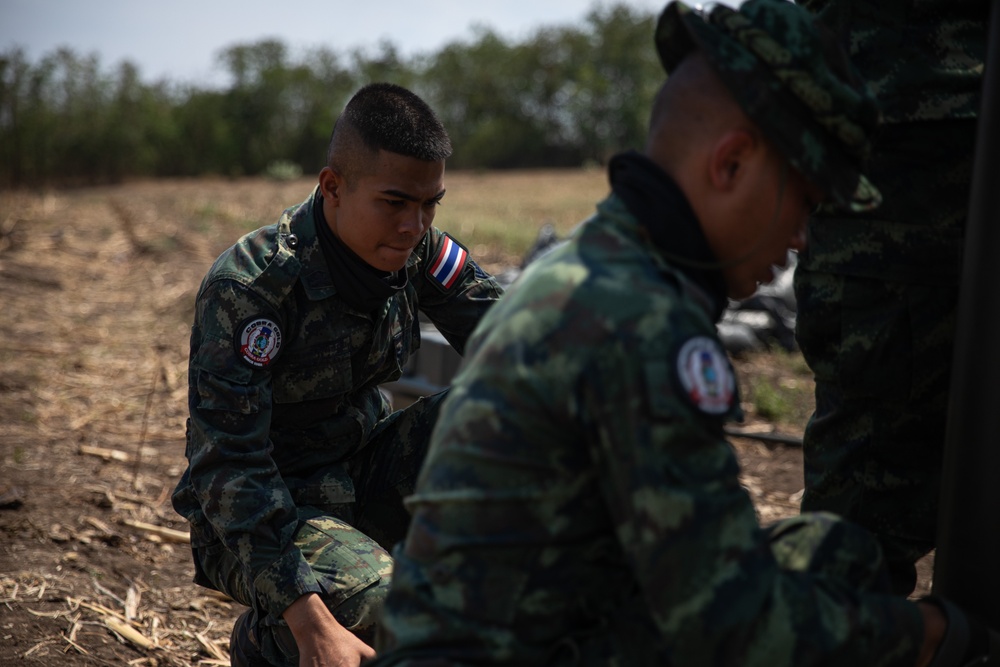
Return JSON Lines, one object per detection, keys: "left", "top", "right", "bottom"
{"left": 919, "top": 596, "right": 995, "bottom": 667}
{"left": 283, "top": 593, "right": 338, "bottom": 639}
{"left": 915, "top": 599, "right": 950, "bottom": 667}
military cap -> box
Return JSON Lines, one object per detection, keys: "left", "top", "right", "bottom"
{"left": 655, "top": 0, "right": 882, "bottom": 212}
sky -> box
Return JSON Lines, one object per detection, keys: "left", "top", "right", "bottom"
{"left": 0, "top": 0, "right": 732, "bottom": 88}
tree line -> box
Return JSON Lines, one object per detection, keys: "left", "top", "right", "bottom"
{"left": 0, "top": 5, "right": 663, "bottom": 188}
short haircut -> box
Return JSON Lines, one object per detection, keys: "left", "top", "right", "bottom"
{"left": 646, "top": 53, "right": 753, "bottom": 169}
{"left": 326, "top": 83, "right": 452, "bottom": 184}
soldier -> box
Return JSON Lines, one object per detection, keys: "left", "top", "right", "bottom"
{"left": 793, "top": 0, "right": 989, "bottom": 596}
{"left": 370, "top": 1, "right": 997, "bottom": 665}
{"left": 170, "top": 83, "right": 503, "bottom": 667}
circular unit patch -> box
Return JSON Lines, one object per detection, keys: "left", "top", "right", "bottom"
{"left": 236, "top": 317, "right": 282, "bottom": 368}
{"left": 675, "top": 336, "right": 735, "bottom": 415}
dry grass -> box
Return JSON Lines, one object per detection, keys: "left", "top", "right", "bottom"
{"left": 2, "top": 171, "right": 889, "bottom": 665}
{"left": 437, "top": 167, "right": 610, "bottom": 262}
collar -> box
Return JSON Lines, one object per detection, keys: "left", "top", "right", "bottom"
{"left": 284, "top": 187, "right": 415, "bottom": 308}
{"left": 313, "top": 192, "right": 407, "bottom": 312}
{"left": 608, "top": 150, "right": 729, "bottom": 321}
{"left": 283, "top": 187, "right": 335, "bottom": 300}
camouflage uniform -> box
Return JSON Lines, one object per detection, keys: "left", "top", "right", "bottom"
{"left": 793, "top": 0, "right": 988, "bottom": 595}
{"left": 170, "top": 187, "right": 502, "bottom": 664}
{"left": 369, "top": 1, "right": 932, "bottom": 662}
{"left": 374, "top": 189, "right": 922, "bottom": 667}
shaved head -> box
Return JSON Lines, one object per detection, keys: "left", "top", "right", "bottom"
{"left": 639, "top": 52, "right": 821, "bottom": 300}
{"left": 646, "top": 53, "right": 756, "bottom": 175}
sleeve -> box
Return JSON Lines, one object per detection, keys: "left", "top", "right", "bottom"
{"left": 185, "top": 278, "right": 323, "bottom": 617}
{"left": 582, "top": 321, "right": 924, "bottom": 666}
{"left": 413, "top": 227, "right": 504, "bottom": 355}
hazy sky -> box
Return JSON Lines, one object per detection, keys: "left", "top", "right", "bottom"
{"left": 0, "top": 0, "right": 729, "bottom": 88}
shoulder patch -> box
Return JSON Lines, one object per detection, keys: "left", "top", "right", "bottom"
{"left": 235, "top": 317, "right": 283, "bottom": 368}
{"left": 675, "top": 336, "right": 735, "bottom": 415}
{"left": 427, "top": 233, "right": 469, "bottom": 291}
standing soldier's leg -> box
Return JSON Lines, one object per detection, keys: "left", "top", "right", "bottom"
{"left": 794, "top": 120, "right": 975, "bottom": 596}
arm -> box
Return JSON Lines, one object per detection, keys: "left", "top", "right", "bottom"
{"left": 916, "top": 602, "right": 947, "bottom": 667}
{"left": 186, "top": 279, "right": 323, "bottom": 616}
{"left": 916, "top": 597, "right": 1000, "bottom": 667}
{"left": 586, "top": 329, "right": 926, "bottom": 666}
{"left": 413, "top": 228, "right": 504, "bottom": 355}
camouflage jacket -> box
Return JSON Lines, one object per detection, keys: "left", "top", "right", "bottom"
{"left": 378, "top": 194, "right": 923, "bottom": 665}
{"left": 171, "top": 188, "right": 502, "bottom": 617}
{"left": 804, "top": 0, "right": 987, "bottom": 124}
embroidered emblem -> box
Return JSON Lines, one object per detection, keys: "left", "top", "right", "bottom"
{"left": 236, "top": 317, "right": 282, "bottom": 368}
{"left": 428, "top": 234, "right": 468, "bottom": 290}
{"left": 675, "top": 336, "right": 735, "bottom": 415}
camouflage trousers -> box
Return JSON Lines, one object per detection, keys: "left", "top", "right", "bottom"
{"left": 195, "top": 390, "right": 448, "bottom": 666}
{"left": 794, "top": 119, "right": 977, "bottom": 595}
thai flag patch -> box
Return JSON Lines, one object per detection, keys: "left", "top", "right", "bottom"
{"left": 428, "top": 234, "right": 468, "bottom": 290}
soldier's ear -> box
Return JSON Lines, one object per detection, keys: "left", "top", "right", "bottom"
{"left": 318, "top": 167, "right": 345, "bottom": 207}
{"left": 707, "top": 128, "right": 757, "bottom": 193}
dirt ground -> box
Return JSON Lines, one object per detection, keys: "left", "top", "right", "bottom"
{"left": 0, "top": 178, "right": 930, "bottom": 666}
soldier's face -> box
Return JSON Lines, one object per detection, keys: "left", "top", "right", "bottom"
{"left": 716, "top": 152, "right": 821, "bottom": 299}
{"left": 322, "top": 151, "right": 446, "bottom": 272}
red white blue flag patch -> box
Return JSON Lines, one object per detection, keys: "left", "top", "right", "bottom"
{"left": 428, "top": 234, "right": 468, "bottom": 290}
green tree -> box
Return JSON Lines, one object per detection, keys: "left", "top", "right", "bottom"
{"left": 284, "top": 47, "right": 357, "bottom": 174}
{"left": 566, "top": 5, "right": 662, "bottom": 163}
{"left": 417, "top": 3, "right": 659, "bottom": 169}
{"left": 0, "top": 48, "right": 33, "bottom": 186}
{"left": 161, "top": 86, "right": 232, "bottom": 176}
{"left": 0, "top": 2, "right": 664, "bottom": 185}
{"left": 421, "top": 28, "right": 557, "bottom": 169}
{"left": 217, "top": 39, "right": 290, "bottom": 175}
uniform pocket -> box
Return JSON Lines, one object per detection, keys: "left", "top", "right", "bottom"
{"left": 271, "top": 344, "right": 354, "bottom": 404}
{"left": 196, "top": 369, "right": 261, "bottom": 414}
{"left": 295, "top": 515, "right": 387, "bottom": 606}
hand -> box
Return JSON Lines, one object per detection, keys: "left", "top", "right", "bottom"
{"left": 915, "top": 596, "right": 999, "bottom": 667}
{"left": 283, "top": 593, "right": 376, "bottom": 667}
{"left": 914, "top": 600, "right": 947, "bottom": 667}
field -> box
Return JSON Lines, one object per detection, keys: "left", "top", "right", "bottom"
{"left": 0, "top": 171, "right": 927, "bottom": 665}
